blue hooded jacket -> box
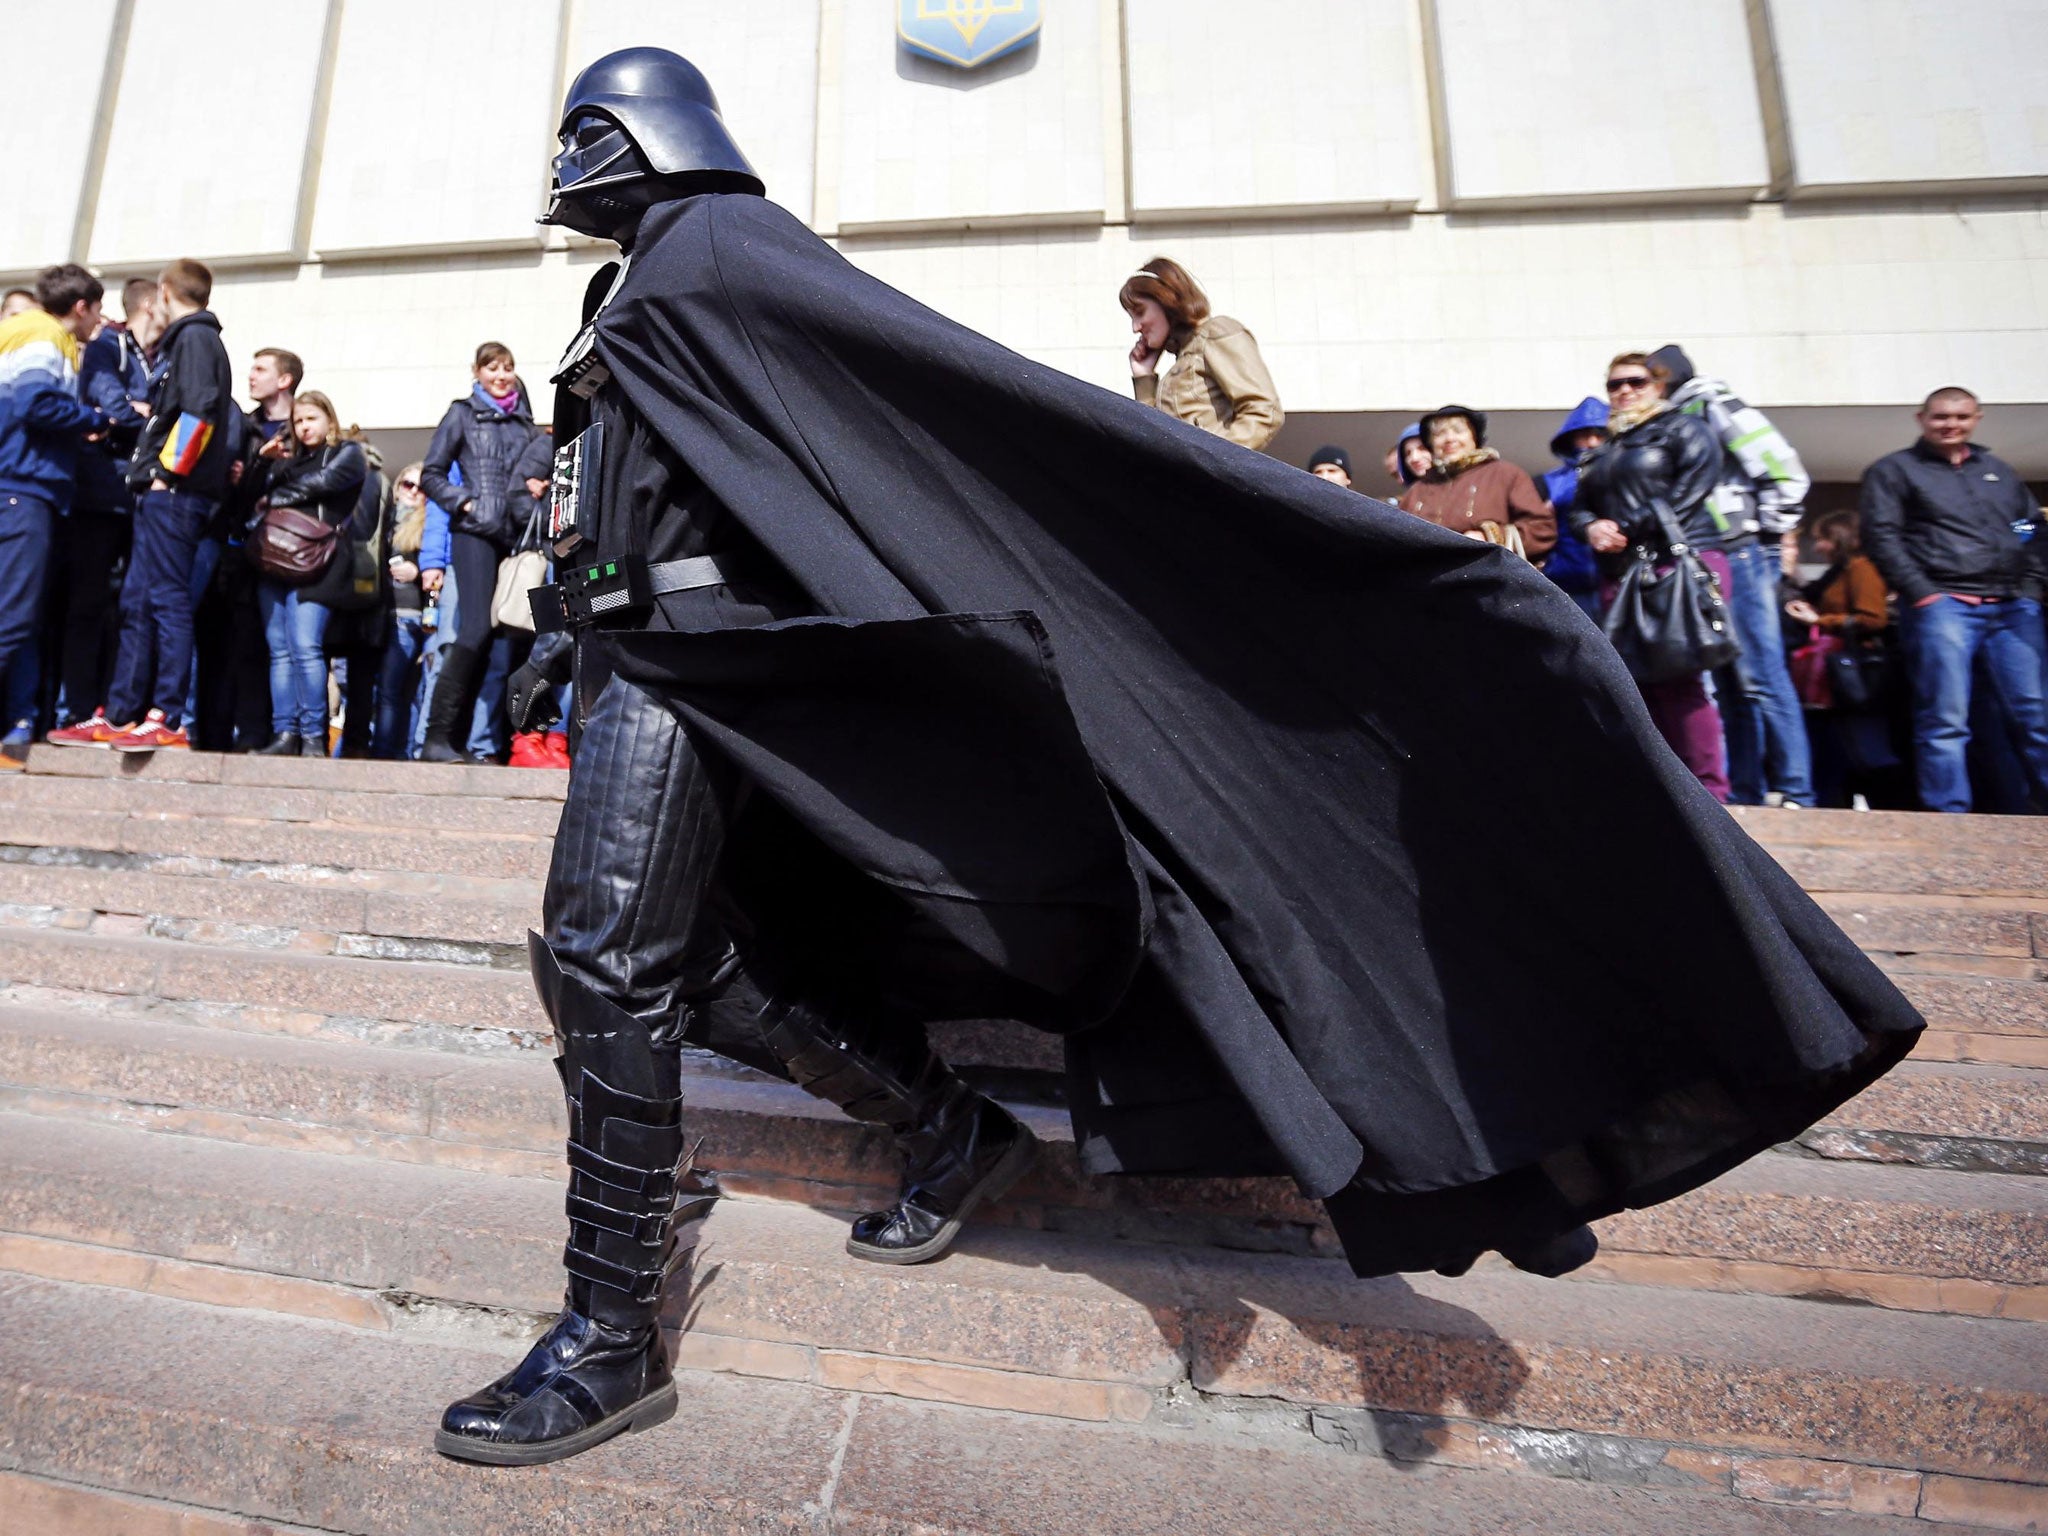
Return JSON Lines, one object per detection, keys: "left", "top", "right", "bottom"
{"left": 1393, "top": 421, "right": 1424, "bottom": 486}
{"left": 1539, "top": 397, "right": 1607, "bottom": 597}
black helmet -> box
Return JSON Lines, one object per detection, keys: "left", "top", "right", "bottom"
{"left": 542, "top": 47, "right": 764, "bottom": 242}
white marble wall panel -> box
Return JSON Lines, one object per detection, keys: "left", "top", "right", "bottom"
{"left": 311, "top": 0, "right": 562, "bottom": 256}
{"left": 0, "top": 0, "right": 120, "bottom": 273}
{"left": 834, "top": 0, "right": 1104, "bottom": 230}
{"left": 90, "top": 0, "right": 330, "bottom": 267}
{"left": 1124, "top": 0, "right": 1422, "bottom": 217}
{"left": 1431, "top": 0, "right": 1770, "bottom": 205}
{"left": 1771, "top": 0, "right": 2048, "bottom": 192}
{"left": 568, "top": 0, "right": 822, "bottom": 226}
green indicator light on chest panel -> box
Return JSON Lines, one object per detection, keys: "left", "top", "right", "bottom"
{"left": 588, "top": 568, "right": 600, "bottom": 580}
{"left": 606, "top": 563, "right": 617, "bottom": 576}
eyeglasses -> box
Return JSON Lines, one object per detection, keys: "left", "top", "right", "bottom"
{"left": 396, "top": 479, "right": 420, "bottom": 491}
{"left": 1606, "top": 375, "right": 1653, "bottom": 394}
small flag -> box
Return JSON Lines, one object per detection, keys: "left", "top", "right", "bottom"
{"left": 159, "top": 412, "right": 214, "bottom": 477}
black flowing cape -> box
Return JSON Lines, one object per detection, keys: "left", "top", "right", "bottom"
{"left": 593, "top": 194, "right": 1922, "bottom": 1276}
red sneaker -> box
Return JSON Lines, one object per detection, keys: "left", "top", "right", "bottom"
{"left": 542, "top": 731, "right": 571, "bottom": 769}
{"left": 47, "top": 712, "right": 125, "bottom": 749}
{"left": 112, "top": 711, "right": 190, "bottom": 753}
{"left": 507, "top": 731, "right": 554, "bottom": 769}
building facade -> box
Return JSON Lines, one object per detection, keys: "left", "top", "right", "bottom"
{"left": 11, "top": 0, "right": 2048, "bottom": 482}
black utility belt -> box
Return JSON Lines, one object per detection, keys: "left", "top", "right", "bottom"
{"left": 530, "top": 553, "right": 737, "bottom": 633}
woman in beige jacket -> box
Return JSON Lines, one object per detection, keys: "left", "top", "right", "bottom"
{"left": 1120, "top": 257, "right": 1282, "bottom": 451}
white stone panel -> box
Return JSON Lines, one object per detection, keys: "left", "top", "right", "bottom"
{"left": 90, "top": 0, "right": 329, "bottom": 267}
{"left": 0, "top": 0, "right": 120, "bottom": 273}
{"left": 1432, "top": 0, "right": 1770, "bottom": 205}
{"left": 835, "top": 0, "right": 1104, "bottom": 231}
{"left": 568, "top": 0, "right": 822, "bottom": 226}
{"left": 1124, "top": 0, "right": 1422, "bottom": 217}
{"left": 312, "top": 0, "right": 562, "bottom": 257}
{"left": 1771, "top": 0, "right": 2048, "bottom": 192}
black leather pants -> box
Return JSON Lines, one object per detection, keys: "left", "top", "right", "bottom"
{"left": 542, "top": 672, "right": 789, "bottom": 1076}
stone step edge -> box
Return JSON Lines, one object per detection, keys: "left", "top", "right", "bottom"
{"left": 5, "top": 1003, "right": 2046, "bottom": 1297}
{"left": 21, "top": 744, "right": 568, "bottom": 799}
{"left": 7, "top": 1114, "right": 2045, "bottom": 1492}
{"left": 0, "top": 1471, "right": 339, "bottom": 1536}
{"left": 6, "top": 1060, "right": 2045, "bottom": 1320}
{"left": 4, "top": 922, "right": 2048, "bottom": 1087}
{"left": 1, "top": 1239, "right": 2040, "bottom": 1533}
{"left": 12, "top": 1275, "right": 2045, "bottom": 1536}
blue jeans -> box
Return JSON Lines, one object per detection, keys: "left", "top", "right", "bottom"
{"left": 374, "top": 611, "right": 427, "bottom": 759}
{"left": 181, "top": 537, "right": 222, "bottom": 731}
{"left": 107, "top": 488, "right": 212, "bottom": 727}
{"left": 1715, "top": 540, "right": 1814, "bottom": 805}
{"left": 1903, "top": 595, "right": 2048, "bottom": 813}
{"left": 0, "top": 493, "right": 52, "bottom": 722}
{"left": 256, "top": 581, "right": 332, "bottom": 738}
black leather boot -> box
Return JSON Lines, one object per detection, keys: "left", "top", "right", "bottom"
{"left": 706, "top": 972, "right": 1036, "bottom": 1265}
{"left": 421, "top": 644, "right": 481, "bottom": 763}
{"left": 252, "top": 731, "right": 300, "bottom": 756}
{"left": 1499, "top": 1223, "right": 1599, "bottom": 1278}
{"left": 437, "top": 937, "right": 716, "bottom": 1466}
{"left": 300, "top": 732, "right": 328, "bottom": 759}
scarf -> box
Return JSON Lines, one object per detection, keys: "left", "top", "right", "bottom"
{"left": 474, "top": 382, "right": 522, "bottom": 416}
{"left": 1435, "top": 446, "right": 1499, "bottom": 477}
{"left": 1607, "top": 397, "right": 1669, "bottom": 436}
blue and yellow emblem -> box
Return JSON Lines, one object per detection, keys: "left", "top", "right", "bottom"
{"left": 897, "top": 0, "right": 1041, "bottom": 69}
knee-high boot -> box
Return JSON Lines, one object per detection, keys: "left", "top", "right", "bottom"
{"left": 692, "top": 958, "right": 1037, "bottom": 1266}
{"left": 437, "top": 935, "right": 716, "bottom": 1466}
{"left": 421, "top": 643, "right": 483, "bottom": 763}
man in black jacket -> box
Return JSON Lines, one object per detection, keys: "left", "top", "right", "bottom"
{"left": 82, "top": 259, "right": 232, "bottom": 752}
{"left": 1861, "top": 386, "right": 2048, "bottom": 812}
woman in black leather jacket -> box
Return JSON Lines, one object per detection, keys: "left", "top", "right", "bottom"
{"left": 418, "top": 341, "right": 551, "bottom": 761}
{"left": 251, "top": 390, "right": 367, "bottom": 756}
{"left": 1572, "top": 353, "right": 1734, "bottom": 800}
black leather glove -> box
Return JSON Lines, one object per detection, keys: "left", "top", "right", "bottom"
{"left": 506, "top": 631, "right": 574, "bottom": 733}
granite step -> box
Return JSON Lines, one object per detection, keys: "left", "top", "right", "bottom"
{"left": 0, "top": 1009, "right": 1334, "bottom": 1258}
{"left": 1731, "top": 805, "right": 2048, "bottom": 853}
{"left": 1806, "top": 1060, "right": 2048, "bottom": 1176}
{"left": 0, "top": 853, "right": 540, "bottom": 949}
{"left": 1, "top": 1115, "right": 2042, "bottom": 1490}
{"left": 21, "top": 742, "right": 568, "bottom": 799}
{"left": 11, "top": 1276, "right": 2020, "bottom": 1536}
{"left": 0, "top": 765, "right": 565, "bottom": 836}
{"left": 4, "top": 1006, "right": 2039, "bottom": 1311}
{"left": 1816, "top": 892, "right": 2048, "bottom": 960}
{"left": 7, "top": 903, "right": 2037, "bottom": 1071}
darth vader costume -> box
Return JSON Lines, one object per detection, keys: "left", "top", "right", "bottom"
{"left": 437, "top": 48, "right": 1923, "bottom": 1466}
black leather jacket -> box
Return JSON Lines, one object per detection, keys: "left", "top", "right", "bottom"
{"left": 420, "top": 389, "right": 549, "bottom": 550}
{"left": 1572, "top": 408, "right": 1725, "bottom": 555}
{"left": 263, "top": 440, "right": 367, "bottom": 526}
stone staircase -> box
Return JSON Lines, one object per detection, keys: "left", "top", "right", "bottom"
{"left": 0, "top": 750, "right": 2041, "bottom": 1535}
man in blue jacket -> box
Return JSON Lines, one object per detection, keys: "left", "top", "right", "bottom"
{"left": 1538, "top": 397, "right": 1608, "bottom": 620}
{"left": 0, "top": 264, "right": 111, "bottom": 764}
{"left": 51, "top": 278, "right": 158, "bottom": 734}
{"left": 55, "top": 259, "right": 232, "bottom": 753}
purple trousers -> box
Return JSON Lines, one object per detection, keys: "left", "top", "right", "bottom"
{"left": 1605, "top": 547, "right": 1732, "bottom": 803}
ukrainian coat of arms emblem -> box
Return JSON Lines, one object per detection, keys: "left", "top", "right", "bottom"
{"left": 897, "top": 0, "right": 1042, "bottom": 69}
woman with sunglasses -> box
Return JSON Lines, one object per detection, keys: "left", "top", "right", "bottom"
{"left": 372, "top": 463, "right": 431, "bottom": 758}
{"left": 1574, "top": 352, "right": 1735, "bottom": 799}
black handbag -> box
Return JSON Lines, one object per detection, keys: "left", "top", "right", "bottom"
{"left": 1825, "top": 622, "right": 1895, "bottom": 713}
{"left": 1600, "top": 499, "right": 1740, "bottom": 684}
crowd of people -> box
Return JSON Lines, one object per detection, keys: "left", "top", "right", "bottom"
{"left": 0, "top": 252, "right": 2041, "bottom": 812}
{"left": 1118, "top": 257, "right": 2048, "bottom": 815}
{"left": 0, "top": 261, "right": 568, "bottom": 769}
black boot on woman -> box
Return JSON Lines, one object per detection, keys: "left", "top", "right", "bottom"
{"left": 252, "top": 732, "right": 300, "bottom": 756}
{"left": 420, "top": 644, "right": 482, "bottom": 763}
